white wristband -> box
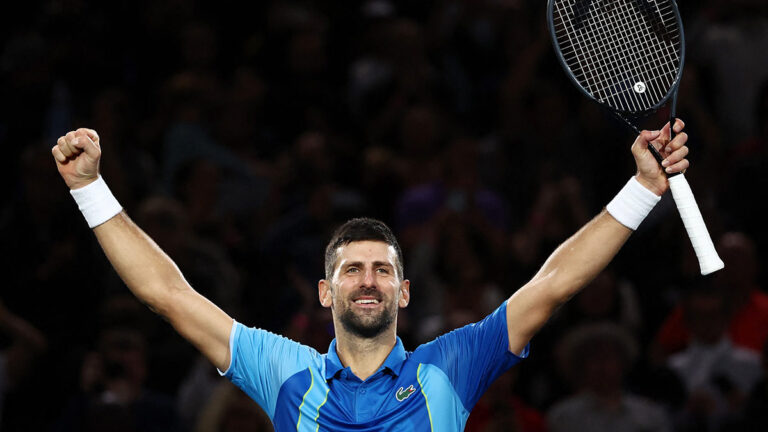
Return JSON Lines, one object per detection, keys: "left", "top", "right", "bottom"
{"left": 606, "top": 177, "right": 661, "bottom": 230}
{"left": 70, "top": 176, "right": 123, "bottom": 228}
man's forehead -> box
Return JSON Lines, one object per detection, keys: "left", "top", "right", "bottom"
{"left": 336, "top": 240, "right": 397, "bottom": 262}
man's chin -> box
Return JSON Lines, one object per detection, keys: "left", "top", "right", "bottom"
{"left": 340, "top": 311, "right": 393, "bottom": 339}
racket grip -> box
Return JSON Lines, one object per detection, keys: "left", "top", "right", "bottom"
{"left": 668, "top": 175, "right": 724, "bottom": 275}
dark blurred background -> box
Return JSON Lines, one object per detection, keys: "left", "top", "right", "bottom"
{"left": 1, "top": 0, "right": 768, "bottom": 431}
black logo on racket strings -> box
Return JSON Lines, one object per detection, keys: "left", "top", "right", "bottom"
{"left": 632, "top": 0, "right": 674, "bottom": 42}
{"left": 572, "top": 0, "right": 618, "bottom": 29}
{"left": 571, "top": 0, "right": 673, "bottom": 42}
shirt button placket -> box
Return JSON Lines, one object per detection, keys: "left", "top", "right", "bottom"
{"left": 357, "top": 384, "right": 368, "bottom": 421}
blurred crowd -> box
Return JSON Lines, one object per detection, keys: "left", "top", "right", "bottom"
{"left": 1, "top": 0, "right": 768, "bottom": 431}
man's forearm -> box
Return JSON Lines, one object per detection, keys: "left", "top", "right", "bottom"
{"left": 535, "top": 174, "right": 661, "bottom": 302}
{"left": 532, "top": 209, "right": 632, "bottom": 303}
{"left": 93, "top": 211, "right": 188, "bottom": 315}
{"left": 505, "top": 209, "right": 633, "bottom": 354}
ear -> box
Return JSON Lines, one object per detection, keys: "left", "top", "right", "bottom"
{"left": 398, "top": 279, "right": 411, "bottom": 308}
{"left": 318, "top": 279, "right": 333, "bottom": 308}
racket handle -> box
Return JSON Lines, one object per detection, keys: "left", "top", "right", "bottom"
{"left": 668, "top": 175, "right": 724, "bottom": 275}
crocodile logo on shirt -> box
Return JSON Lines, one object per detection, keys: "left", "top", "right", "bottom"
{"left": 395, "top": 385, "right": 416, "bottom": 402}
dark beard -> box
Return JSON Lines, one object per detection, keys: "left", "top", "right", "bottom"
{"left": 338, "top": 301, "right": 395, "bottom": 338}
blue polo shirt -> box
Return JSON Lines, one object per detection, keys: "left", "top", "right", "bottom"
{"left": 221, "top": 300, "right": 528, "bottom": 431}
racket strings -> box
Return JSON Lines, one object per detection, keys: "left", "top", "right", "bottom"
{"left": 559, "top": 0, "right": 676, "bottom": 101}
{"left": 621, "top": 2, "right": 679, "bottom": 97}
{"left": 566, "top": 0, "right": 678, "bottom": 109}
{"left": 566, "top": 0, "right": 676, "bottom": 104}
{"left": 552, "top": 0, "right": 681, "bottom": 113}
{"left": 570, "top": 3, "right": 651, "bottom": 110}
{"left": 607, "top": 2, "right": 672, "bottom": 105}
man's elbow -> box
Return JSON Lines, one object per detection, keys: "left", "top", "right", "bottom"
{"left": 142, "top": 280, "right": 192, "bottom": 318}
{"left": 530, "top": 269, "right": 586, "bottom": 308}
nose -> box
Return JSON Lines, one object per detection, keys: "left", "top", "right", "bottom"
{"left": 362, "top": 268, "right": 376, "bottom": 287}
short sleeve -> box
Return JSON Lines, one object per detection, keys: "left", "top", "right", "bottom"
{"left": 219, "top": 322, "right": 320, "bottom": 419}
{"left": 412, "top": 300, "right": 528, "bottom": 410}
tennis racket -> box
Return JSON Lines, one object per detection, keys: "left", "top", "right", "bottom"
{"left": 547, "top": 0, "right": 724, "bottom": 275}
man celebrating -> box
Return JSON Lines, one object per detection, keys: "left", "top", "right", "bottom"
{"left": 52, "top": 121, "right": 689, "bottom": 430}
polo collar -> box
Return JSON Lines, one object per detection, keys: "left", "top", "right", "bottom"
{"left": 325, "top": 337, "right": 407, "bottom": 380}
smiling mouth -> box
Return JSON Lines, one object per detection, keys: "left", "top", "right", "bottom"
{"left": 354, "top": 299, "right": 380, "bottom": 305}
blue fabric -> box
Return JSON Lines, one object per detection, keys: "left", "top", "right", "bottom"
{"left": 222, "top": 300, "right": 528, "bottom": 431}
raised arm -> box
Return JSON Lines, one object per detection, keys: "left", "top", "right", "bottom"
{"left": 506, "top": 122, "right": 690, "bottom": 355}
{"left": 52, "top": 128, "right": 233, "bottom": 371}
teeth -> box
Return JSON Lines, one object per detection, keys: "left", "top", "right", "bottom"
{"left": 355, "top": 299, "right": 379, "bottom": 304}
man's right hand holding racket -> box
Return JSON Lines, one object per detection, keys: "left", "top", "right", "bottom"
{"left": 631, "top": 120, "right": 689, "bottom": 196}
{"left": 52, "top": 129, "right": 235, "bottom": 373}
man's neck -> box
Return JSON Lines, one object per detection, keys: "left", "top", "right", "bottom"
{"left": 334, "top": 329, "right": 397, "bottom": 381}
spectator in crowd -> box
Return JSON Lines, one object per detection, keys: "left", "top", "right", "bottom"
{"left": 688, "top": 0, "right": 768, "bottom": 141}
{"left": 195, "top": 381, "right": 273, "bottom": 432}
{"left": 741, "top": 339, "right": 768, "bottom": 430}
{"left": 547, "top": 323, "right": 670, "bottom": 432}
{"left": 466, "top": 368, "right": 547, "bottom": 432}
{"left": 654, "top": 232, "right": 768, "bottom": 357}
{"left": 0, "top": 300, "right": 47, "bottom": 426}
{"left": 55, "top": 328, "right": 181, "bottom": 432}
{"left": 667, "top": 285, "right": 762, "bottom": 431}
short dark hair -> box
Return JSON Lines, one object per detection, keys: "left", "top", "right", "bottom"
{"left": 324, "top": 218, "right": 404, "bottom": 280}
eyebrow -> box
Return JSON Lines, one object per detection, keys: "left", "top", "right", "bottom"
{"left": 342, "top": 261, "right": 394, "bottom": 269}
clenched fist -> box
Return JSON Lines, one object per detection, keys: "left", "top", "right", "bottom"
{"left": 52, "top": 128, "right": 102, "bottom": 190}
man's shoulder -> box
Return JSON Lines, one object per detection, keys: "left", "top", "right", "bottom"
{"left": 408, "top": 302, "right": 512, "bottom": 365}
{"left": 233, "top": 323, "right": 326, "bottom": 365}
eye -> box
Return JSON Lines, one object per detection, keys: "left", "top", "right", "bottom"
{"left": 376, "top": 267, "right": 390, "bottom": 274}
{"left": 347, "top": 267, "right": 360, "bottom": 273}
